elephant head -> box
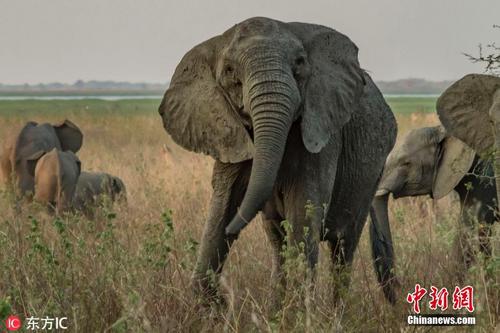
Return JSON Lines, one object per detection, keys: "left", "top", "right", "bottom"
{"left": 370, "top": 126, "right": 475, "bottom": 303}
{"left": 437, "top": 74, "right": 500, "bottom": 205}
{"left": 2, "top": 119, "right": 83, "bottom": 195}
{"left": 159, "top": 17, "right": 365, "bottom": 234}
{"left": 110, "top": 175, "right": 127, "bottom": 202}
{"left": 72, "top": 172, "right": 127, "bottom": 217}
{"left": 376, "top": 126, "right": 475, "bottom": 200}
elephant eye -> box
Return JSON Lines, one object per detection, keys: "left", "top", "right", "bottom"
{"left": 295, "top": 56, "right": 305, "bottom": 66}
{"left": 225, "top": 65, "right": 234, "bottom": 74}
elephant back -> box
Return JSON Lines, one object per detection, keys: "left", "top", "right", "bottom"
{"left": 14, "top": 123, "right": 62, "bottom": 165}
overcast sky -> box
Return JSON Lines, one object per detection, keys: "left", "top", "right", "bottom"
{"left": 1, "top": 0, "right": 499, "bottom": 84}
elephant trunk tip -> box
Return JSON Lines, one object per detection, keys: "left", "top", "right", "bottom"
{"left": 375, "top": 189, "right": 389, "bottom": 197}
{"left": 225, "top": 211, "right": 249, "bottom": 236}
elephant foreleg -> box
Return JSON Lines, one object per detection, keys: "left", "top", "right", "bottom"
{"left": 261, "top": 200, "right": 286, "bottom": 311}
{"left": 324, "top": 156, "right": 384, "bottom": 304}
{"left": 456, "top": 207, "right": 476, "bottom": 272}
{"left": 192, "top": 160, "right": 250, "bottom": 302}
{"left": 0, "top": 155, "right": 11, "bottom": 186}
{"left": 478, "top": 223, "right": 493, "bottom": 261}
{"left": 327, "top": 221, "right": 364, "bottom": 304}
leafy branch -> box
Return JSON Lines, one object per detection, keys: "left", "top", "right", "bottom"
{"left": 463, "top": 25, "right": 500, "bottom": 76}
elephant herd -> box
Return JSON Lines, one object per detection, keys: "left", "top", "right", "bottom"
{"left": 0, "top": 120, "right": 126, "bottom": 216}
{"left": 1, "top": 17, "right": 498, "bottom": 310}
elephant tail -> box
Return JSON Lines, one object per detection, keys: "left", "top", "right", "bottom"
{"left": 369, "top": 206, "right": 399, "bottom": 304}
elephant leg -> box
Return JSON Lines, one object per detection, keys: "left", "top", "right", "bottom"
{"left": 478, "top": 223, "right": 492, "bottom": 260}
{"left": 283, "top": 178, "right": 334, "bottom": 290}
{"left": 455, "top": 206, "right": 476, "bottom": 274}
{"left": 0, "top": 155, "right": 11, "bottom": 186}
{"left": 324, "top": 133, "right": 388, "bottom": 303}
{"left": 326, "top": 218, "right": 365, "bottom": 303}
{"left": 261, "top": 200, "right": 286, "bottom": 311}
{"left": 192, "top": 160, "right": 250, "bottom": 302}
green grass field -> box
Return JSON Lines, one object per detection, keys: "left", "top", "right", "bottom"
{"left": 0, "top": 99, "right": 160, "bottom": 116}
{"left": 0, "top": 97, "right": 497, "bottom": 332}
{"left": 385, "top": 96, "right": 438, "bottom": 114}
{"left": 0, "top": 96, "right": 438, "bottom": 116}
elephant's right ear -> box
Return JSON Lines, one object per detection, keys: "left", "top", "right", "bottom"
{"left": 432, "top": 136, "right": 475, "bottom": 200}
{"left": 53, "top": 120, "right": 83, "bottom": 153}
{"left": 26, "top": 150, "right": 45, "bottom": 177}
{"left": 159, "top": 37, "right": 254, "bottom": 163}
{"left": 437, "top": 74, "right": 500, "bottom": 156}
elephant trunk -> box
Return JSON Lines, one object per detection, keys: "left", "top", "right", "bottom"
{"left": 370, "top": 193, "right": 398, "bottom": 304}
{"left": 489, "top": 94, "right": 500, "bottom": 213}
{"left": 225, "top": 58, "right": 299, "bottom": 235}
{"left": 492, "top": 120, "right": 500, "bottom": 211}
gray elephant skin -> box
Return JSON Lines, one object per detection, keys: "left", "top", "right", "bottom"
{"left": 73, "top": 171, "right": 127, "bottom": 217}
{"left": 158, "top": 17, "right": 397, "bottom": 304}
{"left": 0, "top": 120, "right": 83, "bottom": 196}
{"left": 28, "top": 148, "right": 82, "bottom": 214}
{"left": 437, "top": 74, "right": 500, "bottom": 206}
{"left": 372, "top": 125, "right": 497, "bottom": 292}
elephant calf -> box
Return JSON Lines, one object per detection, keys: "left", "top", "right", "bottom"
{"left": 73, "top": 171, "right": 127, "bottom": 217}
{"left": 28, "top": 148, "right": 81, "bottom": 214}
{"left": 371, "top": 125, "right": 496, "bottom": 291}
{"left": 0, "top": 120, "right": 83, "bottom": 196}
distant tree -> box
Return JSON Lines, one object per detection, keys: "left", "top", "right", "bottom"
{"left": 74, "top": 80, "right": 85, "bottom": 89}
{"left": 464, "top": 25, "right": 499, "bottom": 76}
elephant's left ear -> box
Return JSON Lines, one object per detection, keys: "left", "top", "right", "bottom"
{"left": 432, "top": 136, "right": 475, "bottom": 199}
{"left": 289, "top": 23, "right": 365, "bottom": 153}
{"left": 437, "top": 74, "right": 500, "bottom": 156}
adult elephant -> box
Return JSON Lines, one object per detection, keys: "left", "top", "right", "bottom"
{"left": 371, "top": 126, "right": 496, "bottom": 289}
{"left": 159, "top": 17, "right": 397, "bottom": 304}
{"left": 437, "top": 74, "right": 500, "bottom": 206}
{"left": 0, "top": 120, "right": 83, "bottom": 196}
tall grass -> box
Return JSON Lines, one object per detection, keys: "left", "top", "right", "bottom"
{"left": 0, "top": 100, "right": 498, "bottom": 332}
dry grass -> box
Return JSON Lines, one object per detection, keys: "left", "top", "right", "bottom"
{"left": 0, "top": 102, "right": 498, "bottom": 332}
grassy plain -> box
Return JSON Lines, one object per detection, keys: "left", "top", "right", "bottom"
{"left": 0, "top": 97, "right": 498, "bottom": 332}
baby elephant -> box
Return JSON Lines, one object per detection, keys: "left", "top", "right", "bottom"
{"left": 73, "top": 171, "right": 127, "bottom": 217}
{"left": 370, "top": 125, "right": 496, "bottom": 292}
{"left": 28, "top": 148, "right": 81, "bottom": 214}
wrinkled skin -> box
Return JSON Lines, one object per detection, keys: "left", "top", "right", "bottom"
{"left": 0, "top": 120, "right": 83, "bottom": 196}
{"left": 372, "top": 125, "right": 497, "bottom": 289}
{"left": 30, "top": 148, "right": 82, "bottom": 214}
{"left": 159, "top": 17, "right": 397, "bottom": 306}
{"left": 437, "top": 74, "right": 500, "bottom": 209}
{"left": 73, "top": 171, "right": 127, "bottom": 217}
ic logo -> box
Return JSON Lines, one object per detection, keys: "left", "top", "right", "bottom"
{"left": 6, "top": 315, "right": 22, "bottom": 331}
